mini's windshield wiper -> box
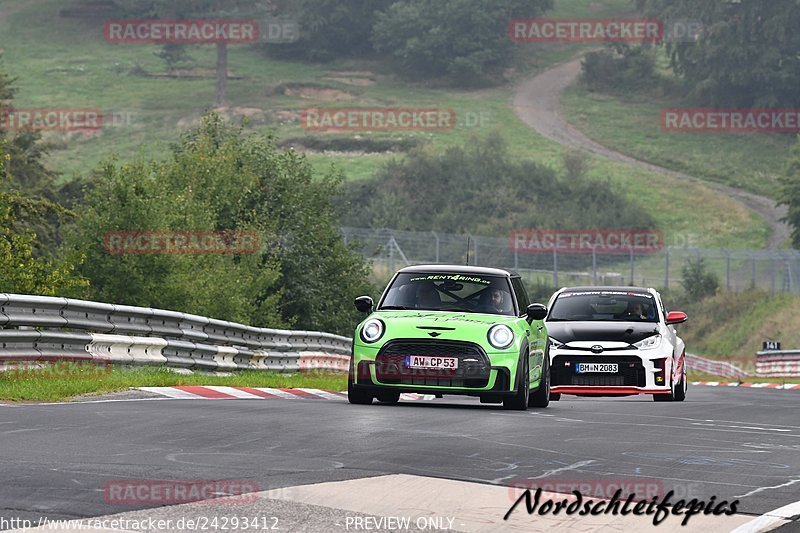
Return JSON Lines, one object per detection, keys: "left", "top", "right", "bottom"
{"left": 379, "top": 305, "right": 412, "bottom": 310}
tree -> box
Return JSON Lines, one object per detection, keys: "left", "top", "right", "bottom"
{"left": 110, "top": 0, "right": 271, "bottom": 106}
{"left": 70, "top": 114, "right": 372, "bottom": 334}
{"left": 779, "top": 137, "right": 800, "bottom": 248}
{"left": 0, "top": 62, "right": 88, "bottom": 296}
{"left": 266, "top": 0, "right": 394, "bottom": 61}
{"left": 636, "top": 0, "right": 800, "bottom": 106}
{"left": 680, "top": 258, "right": 719, "bottom": 301}
{"left": 372, "top": 0, "right": 553, "bottom": 84}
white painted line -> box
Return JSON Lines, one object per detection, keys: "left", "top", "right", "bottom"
{"left": 736, "top": 479, "right": 800, "bottom": 499}
{"left": 251, "top": 387, "right": 299, "bottom": 399}
{"left": 296, "top": 388, "right": 344, "bottom": 400}
{"left": 203, "top": 386, "right": 267, "bottom": 399}
{"left": 730, "top": 499, "right": 800, "bottom": 533}
{"left": 137, "top": 387, "right": 205, "bottom": 399}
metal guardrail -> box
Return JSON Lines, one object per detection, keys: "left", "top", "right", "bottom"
{"left": 0, "top": 294, "right": 352, "bottom": 373}
{"left": 756, "top": 350, "right": 800, "bottom": 377}
{"left": 685, "top": 353, "right": 751, "bottom": 379}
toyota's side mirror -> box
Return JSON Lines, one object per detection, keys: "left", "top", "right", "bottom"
{"left": 354, "top": 296, "right": 374, "bottom": 314}
{"left": 666, "top": 311, "right": 688, "bottom": 325}
{"left": 527, "top": 303, "right": 548, "bottom": 322}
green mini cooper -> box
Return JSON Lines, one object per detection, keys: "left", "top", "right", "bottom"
{"left": 349, "top": 265, "right": 550, "bottom": 409}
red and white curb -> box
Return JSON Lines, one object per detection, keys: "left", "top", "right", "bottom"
{"left": 691, "top": 381, "right": 800, "bottom": 390}
{"left": 138, "top": 386, "right": 435, "bottom": 401}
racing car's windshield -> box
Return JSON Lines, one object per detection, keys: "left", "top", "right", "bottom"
{"left": 379, "top": 273, "right": 515, "bottom": 316}
{"left": 548, "top": 291, "right": 659, "bottom": 323}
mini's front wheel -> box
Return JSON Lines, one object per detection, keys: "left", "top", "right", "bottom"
{"left": 348, "top": 358, "right": 373, "bottom": 405}
{"left": 503, "top": 354, "right": 530, "bottom": 411}
{"left": 376, "top": 390, "right": 401, "bottom": 404}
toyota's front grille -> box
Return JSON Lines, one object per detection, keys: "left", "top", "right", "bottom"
{"left": 551, "top": 355, "right": 646, "bottom": 387}
{"left": 375, "top": 339, "right": 491, "bottom": 388}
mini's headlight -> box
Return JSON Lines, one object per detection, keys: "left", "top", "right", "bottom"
{"left": 634, "top": 335, "right": 661, "bottom": 350}
{"left": 360, "top": 318, "right": 385, "bottom": 343}
{"left": 488, "top": 324, "right": 514, "bottom": 350}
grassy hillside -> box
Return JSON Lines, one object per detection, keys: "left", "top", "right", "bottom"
{"left": 674, "top": 290, "right": 800, "bottom": 360}
{"left": 561, "top": 73, "right": 793, "bottom": 200}
{"left": 0, "top": 0, "right": 771, "bottom": 250}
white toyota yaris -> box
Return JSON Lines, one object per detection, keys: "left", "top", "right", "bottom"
{"left": 545, "top": 287, "right": 687, "bottom": 402}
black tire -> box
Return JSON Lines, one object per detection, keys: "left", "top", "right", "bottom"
{"left": 549, "top": 393, "right": 561, "bottom": 401}
{"left": 376, "top": 390, "right": 401, "bottom": 404}
{"left": 347, "top": 358, "right": 372, "bottom": 405}
{"left": 528, "top": 350, "right": 550, "bottom": 408}
{"left": 503, "top": 352, "right": 530, "bottom": 411}
{"left": 673, "top": 359, "right": 687, "bottom": 402}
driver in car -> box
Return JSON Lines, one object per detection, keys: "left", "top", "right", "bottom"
{"left": 626, "top": 301, "right": 648, "bottom": 320}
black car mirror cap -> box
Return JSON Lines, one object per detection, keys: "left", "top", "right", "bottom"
{"left": 354, "top": 296, "right": 374, "bottom": 314}
{"left": 527, "top": 303, "right": 548, "bottom": 322}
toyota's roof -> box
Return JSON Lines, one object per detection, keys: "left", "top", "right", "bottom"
{"left": 558, "top": 286, "right": 655, "bottom": 293}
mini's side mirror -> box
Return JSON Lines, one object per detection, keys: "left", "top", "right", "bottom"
{"left": 355, "top": 296, "right": 374, "bottom": 314}
{"left": 527, "top": 303, "right": 548, "bottom": 322}
{"left": 666, "top": 311, "right": 687, "bottom": 325}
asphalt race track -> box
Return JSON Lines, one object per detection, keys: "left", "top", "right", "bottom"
{"left": 2, "top": 386, "right": 799, "bottom": 532}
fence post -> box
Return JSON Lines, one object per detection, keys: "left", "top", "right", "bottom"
{"left": 592, "top": 247, "right": 597, "bottom": 285}
{"left": 752, "top": 254, "right": 757, "bottom": 289}
{"left": 553, "top": 248, "right": 559, "bottom": 288}
{"left": 771, "top": 255, "right": 777, "bottom": 294}
{"left": 431, "top": 231, "right": 440, "bottom": 263}
{"left": 725, "top": 251, "right": 731, "bottom": 290}
{"left": 629, "top": 249, "right": 635, "bottom": 286}
{"left": 664, "top": 249, "right": 670, "bottom": 290}
{"left": 388, "top": 237, "right": 395, "bottom": 273}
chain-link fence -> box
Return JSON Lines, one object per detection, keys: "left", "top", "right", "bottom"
{"left": 342, "top": 227, "right": 800, "bottom": 294}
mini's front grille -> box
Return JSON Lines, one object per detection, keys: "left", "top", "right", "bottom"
{"left": 375, "top": 339, "right": 491, "bottom": 388}
{"left": 551, "top": 355, "right": 646, "bottom": 387}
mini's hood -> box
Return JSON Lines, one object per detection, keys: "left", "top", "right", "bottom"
{"left": 372, "top": 311, "right": 515, "bottom": 328}
{"left": 547, "top": 321, "right": 659, "bottom": 345}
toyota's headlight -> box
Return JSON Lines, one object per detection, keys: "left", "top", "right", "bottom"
{"left": 549, "top": 337, "right": 564, "bottom": 349}
{"left": 488, "top": 324, "right": 514, "bottom": 350}
{"left": 360, "top": 318, "right": 385, "bottom": 343}
{"left": 634, "top": 335, "right": 661, "bottom": 350}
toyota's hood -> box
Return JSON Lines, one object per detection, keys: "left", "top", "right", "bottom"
{"left": 546, "top": 321, "right": 659, "bottom": 344}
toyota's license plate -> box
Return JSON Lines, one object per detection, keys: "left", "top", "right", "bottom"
{"left": 405, "top": 356, "right": 458, "bottom": 370}
{"left": 576, "top": 363, "right": 618, "bottom": 374}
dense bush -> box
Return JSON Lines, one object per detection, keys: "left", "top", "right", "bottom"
{"left": 340, "top": 134, "right": 656, "bottom": 236}
{"left": 680, "top": 258, "right": 720, "bottom": 301}
{"left": 373, "top": 0, "right": 552, "bottom": 84}
{"left": 582, "top": 45, "right": 658, "bottom": 93}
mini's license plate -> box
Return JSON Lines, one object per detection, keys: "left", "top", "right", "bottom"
{"left": 576, "top": 363, "right": 618, "bottom": 374}
{"left": 405, "top": 356, "right": 458, "bottom": 370}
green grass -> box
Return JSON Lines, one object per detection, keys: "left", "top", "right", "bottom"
{"left": 0, "top": 365, "right": 347, "bottom": 403}
{"left": 0, "top": 0, "right": 771, "bottom": 248}
{"left": 561, "top": 83, "right": 794, "bottom": 199}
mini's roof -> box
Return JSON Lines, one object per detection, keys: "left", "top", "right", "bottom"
{"left": 396, "top": 265, "right": 519, "bottom": 277}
